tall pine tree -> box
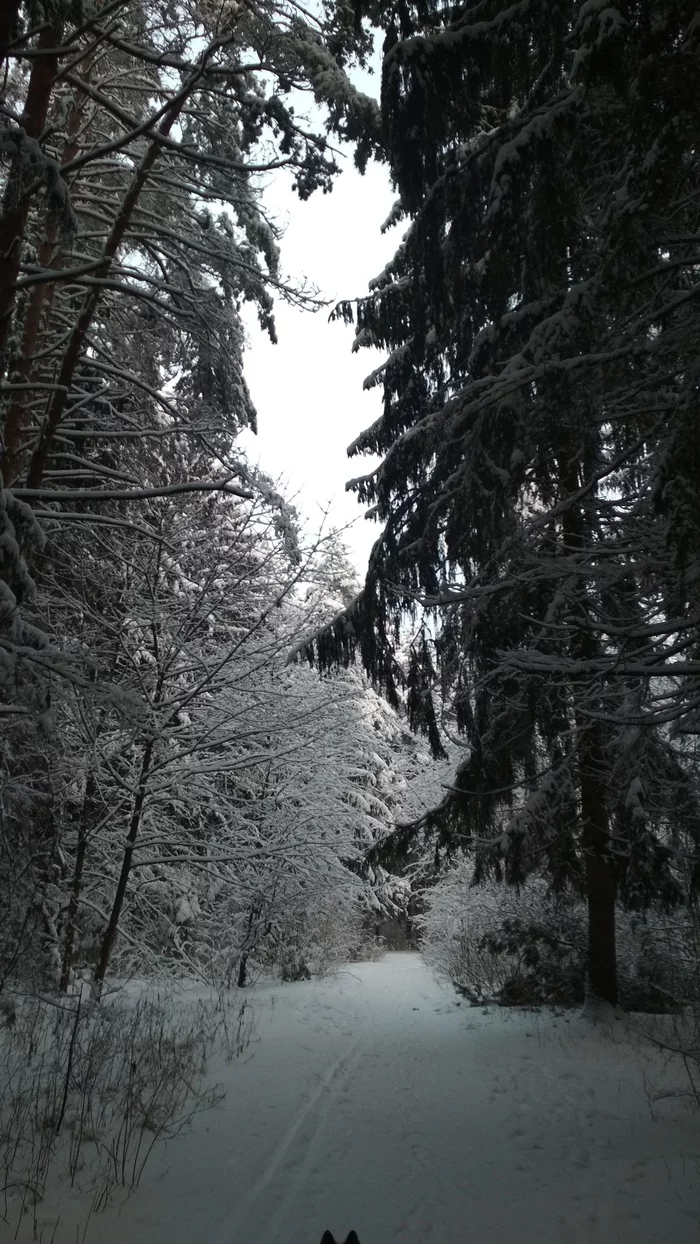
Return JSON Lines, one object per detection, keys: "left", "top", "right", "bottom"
{"left": 309, "top": 1, "right": 700, "bottom": 1008}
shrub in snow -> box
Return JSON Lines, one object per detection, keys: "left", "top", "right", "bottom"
{"left": 0, "top": 986, "right": 249, "bottom": 1236}
{"left": 421, "top": 859, "right": 700, "bottom": 1013}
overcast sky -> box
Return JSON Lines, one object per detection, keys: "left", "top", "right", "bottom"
{"left": 238, "top": 109, "right": 398, "bottom": 577}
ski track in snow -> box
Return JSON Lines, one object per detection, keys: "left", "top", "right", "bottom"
{"left": 18, "top": 953, "right": 700, "bottom": 1244}
{"left": 213, "top": 1038, "right": 363, "bottom": 1244}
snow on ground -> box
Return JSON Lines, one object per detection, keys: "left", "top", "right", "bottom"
{"left": 15, "top": 953, "right": 700, "bottom": 1244}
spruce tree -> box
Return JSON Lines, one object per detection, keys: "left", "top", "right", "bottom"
{"left": 310, "top": 1, "right": 700, "bottom": 1008}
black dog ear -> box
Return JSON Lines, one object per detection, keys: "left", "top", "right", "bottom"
{"left": 320, "top": 1233, "right": 337, "bottom": 1244}
{"left": 345, "top": 1234, "right": 361, "bottom": 1244}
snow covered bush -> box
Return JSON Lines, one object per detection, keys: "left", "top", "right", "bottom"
{"left": 420, "top": 862, "right": 583, "bottom": 1005}
{"left": 268, "top": 892, "right": 368, "bottom": 982}
{"left": 421, "top": 859, "right": 700, "bottom": 1013}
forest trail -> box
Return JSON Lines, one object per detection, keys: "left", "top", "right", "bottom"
{"left": 22, "top": 954, "right": 700, "bottom": 1244}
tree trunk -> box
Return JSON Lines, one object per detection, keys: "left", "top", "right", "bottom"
{"left": 0, "top": 1, "right": 20, "bottom": 61}
{"left": 2, "top": 86, "right": 88, "bottom": 485}
{"left": 93, "top": 738, "right": 154, "bottom": 995}
{"left": 557, "top": 439, "right": 619, "bottom": 1010}
{"left": 234, "top": 898, "right": 264, "bottom": 987}
{"left": 1, "top": 225, "right": 59, "bottom": 484}
{"left": 579, "top": 723, "right": 618, "bottom": 1008}
{"left": 0, "top": 23, "right": 62, "bottom": 370}
{"left": 59, "top": 773, "right": 95, "bottom": 993}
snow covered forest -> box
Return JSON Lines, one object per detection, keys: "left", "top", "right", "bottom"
{"left": 1, "top": 1, "right": 700, "bottom": 1240}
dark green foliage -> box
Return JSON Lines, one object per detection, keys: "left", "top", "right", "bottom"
{"left": 470, "top": 906, "right": 691, "bottom": 1012}
{"left": 479, "top": 910, "right": 587, "bottom": 1008}
{"left": 311, "top": 0, "right": 700, "bottom": 1001}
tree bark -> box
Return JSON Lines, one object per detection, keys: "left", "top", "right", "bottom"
{"left": 0, "top": 0, "right": 20, "bottom": 62}
{"left": 59, "top": 772, "right": 95, "bottom": 993}
{"left": 558, "top": 441, "right": 618, "bottom": 1008}
{"left": 2, "top": 86, "right": 88, "bottom": 485}
{"left": 579, "top": 723, "right": 618, "bottom": 1007}
{"left": 0, "top": 22, "right": 63, "bottom": 371}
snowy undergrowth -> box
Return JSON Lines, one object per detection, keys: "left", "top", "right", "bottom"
{"left": 421, "top": 861, "right": 700, "bottom": 1014}
{"left": 0, "top": 983, "right": 250, "bottom": 1240}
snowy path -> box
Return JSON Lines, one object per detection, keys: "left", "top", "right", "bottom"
{"left": 24, "top": 954, "right": 700, "bottom": 1244}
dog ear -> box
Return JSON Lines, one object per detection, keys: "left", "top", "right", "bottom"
{"left": 345, "top": 1234, "right": 361, "bottom": 1244}
{"left": 320, "top": 1233, "right": 337, "bottom": 1244}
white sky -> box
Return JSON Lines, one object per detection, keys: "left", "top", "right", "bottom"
{"left": 239, "top": 129, "right": 398, "bottom": 578}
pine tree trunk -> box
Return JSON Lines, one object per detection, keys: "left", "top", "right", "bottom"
{"left": 1, "top": 225, "right": 59, "bottom": 484}
{"left": 2, "top": 87, "right": 87, "bottom": 484}
{"left": 579, "top": 723, "right": 617, "bottom": 1008}
{"left": 93, "top": 738, "right": 154, "bottom": 995}
{"left": 0, "top": 23, "right": 62, "bottom": 370}
{"left": 557, "top": 441, "right": 619, "bottom": 1009}
{"left": 0, "top": 1, "right": 20, "bottom": 61}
